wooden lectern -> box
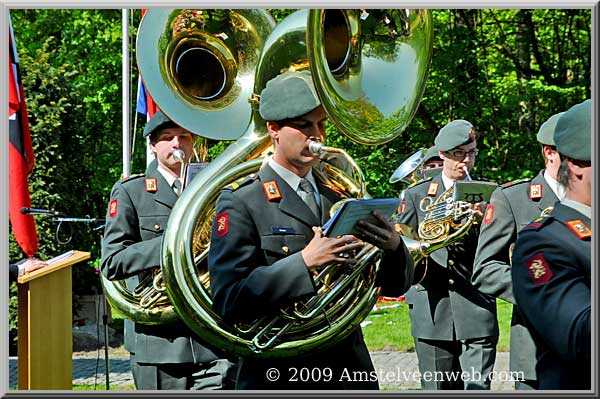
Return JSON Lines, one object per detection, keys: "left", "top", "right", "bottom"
{"left": 17, "top": 250, "right": 91, "bottom": 390}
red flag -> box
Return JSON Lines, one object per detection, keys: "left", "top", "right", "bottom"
{"left": 139, "top": 8, "right": 158, "bottom": 119}
{"left": 9, "top": 15, "right": 38, "bottom": 256}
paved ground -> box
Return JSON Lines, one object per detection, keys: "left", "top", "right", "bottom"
{"left": 9, "top": 351, "right": 513, "bottom": 390}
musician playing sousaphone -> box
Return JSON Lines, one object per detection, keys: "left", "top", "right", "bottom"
{"left": 208, "top": 70, "right": 415, "bottom": 390}
{"left": 101, "top": 111, "right": 236, "bottom": 390}
{"left": 396, "top": 120, "right": 499, "bottom": 390}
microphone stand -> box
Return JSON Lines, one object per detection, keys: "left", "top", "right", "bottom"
{"left": 48, "top": 214, "right": 110, "bottom": 390}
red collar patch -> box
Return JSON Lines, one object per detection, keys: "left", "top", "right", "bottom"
{"left": 263, "top": 180, "right": 282, "bottom": 201}
{"left": 145, "top": 178, "right": 158, "bottom": 193}
{"left": 565, "top": 219, "right": 592, "bottom": 239}
{"left": 427, "top": 182, "right": 439, "bottom": 196}
{"left": 526, "top": 253, "right": 553, "bottom": 285}
{"left": 483, "top": 205, "right": 494, "bottom": 224}
{"left": 109, "top": 199, "right": 118, "bottom": 218}
{"left": 529, "top": 184, "right": 542, "bottom": 200}
{"left": 216, "top": 212, "right": 229, "bottom": 237}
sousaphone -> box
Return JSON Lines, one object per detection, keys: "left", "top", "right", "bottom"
{"left": 105, "top": 8, "right": 434, "bottom": 359}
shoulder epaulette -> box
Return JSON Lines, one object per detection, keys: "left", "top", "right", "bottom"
{"left": 521, "top": 215, "right": 553, "bottom": 232}
{"left": 120, "top": 173, "right": 145, "bottom": 183}
{"left": 502, "top": 178, "right": 531, "bottom": 189}
{"left": 224, "top": 173, "right": 258, "bottom": 191}
{"left": 408, "top": 177, "right": 432, "bottom": 189}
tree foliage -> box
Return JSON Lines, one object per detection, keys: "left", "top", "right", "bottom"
{"left": 8, "top": 8, "right": 591, "bottom": 289}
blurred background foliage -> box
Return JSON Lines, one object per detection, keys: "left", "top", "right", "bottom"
{"left": 7, "top": 8, "right": 591, "bottom": 347}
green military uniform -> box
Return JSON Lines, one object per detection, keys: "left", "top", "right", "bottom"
{"left": 101, "top": 112, "right": 235, "bottom": 390}
{"left": 397, "top": 119, "right": 498, "bottom": 390}
{"left": 472, "top": 111, "right": 564, "bottom": 389}
{"left": 511, "top": 99, "right": 591, "bottom": 390}
{"left": 472, "top": 174, "right": 557, "bottom": 388}
{"left": 208, "top": 70, "right": 414, "bottom": 390}
{"left": 398, "top": 174, "right": 499, "bottom": 389}
{"left": 208, "top": 162, "right": 414, "bottom": 389}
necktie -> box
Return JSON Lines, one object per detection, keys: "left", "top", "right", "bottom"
{"left": 173, "top": 179, "right": 182, "bottom": 196}
{"left": 299, "top": 178, "right": 320, "bottom": 219}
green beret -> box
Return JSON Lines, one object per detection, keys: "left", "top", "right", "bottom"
{"left": 434, "top": 119, "right": 475, "bottom": 151}
{"left": 536, "top": 111, "right": 564, "bottom": 146}
{"left": 554, "top": 99, "right": 591, "bottom": 161}
{"left": 259, "top": 70, "right": 321, "bottom": 121}
{"left": 143, "top": 110, "right": 177, "bottom": 138}
{"left": 423, "top": 145, "right": 441, "bottom": 164}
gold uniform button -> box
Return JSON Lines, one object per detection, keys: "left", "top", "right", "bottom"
{"left": 448, "top": 260, "right": 454, "bottom": 266}
{"left": 154, "top": 224, "right": 161, "bottom": 230}
{"left": 282, "top": 246, "right": 289, "bottom": 253}
{"left": 448, "top": 279, "right": 455, "bottom": 285}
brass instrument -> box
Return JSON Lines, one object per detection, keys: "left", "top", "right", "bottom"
{"left": 103, "top": 8, "right": 434, "bottom": 358}
{"left": 101, "top": 9, "right": 276, "bottom": 325}
{"left": 389, "top": 148, "right": 428, "bottom": 185}
{"left": 396, "top": 186, "right": 479, "bottom": 283}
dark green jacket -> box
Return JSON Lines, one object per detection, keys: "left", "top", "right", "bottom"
{"left": 472, "top": 170, "right": 557, "bottom": 380}
{"left": 512, "top": 202, "right": 591, "bottom": 389}
{"left": 101, "top": 162, "right": 224, "bottom": 364}
{"left": 208, "top": 163, "right": 413, "bottom": 389}
{"left": 397, "top": 173, "right": 498, "bottom": 340}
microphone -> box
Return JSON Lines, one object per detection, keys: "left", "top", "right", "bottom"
{"left": 21, "top": 207, "right": 62, "bottom": 216}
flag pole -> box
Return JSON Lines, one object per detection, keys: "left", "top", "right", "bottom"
{"left": 122, "top": 9, "right": 131, "bottom": 178}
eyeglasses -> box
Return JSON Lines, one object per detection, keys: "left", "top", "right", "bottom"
{"left": 445, "top": 149, "right": 479, "bottom": 159}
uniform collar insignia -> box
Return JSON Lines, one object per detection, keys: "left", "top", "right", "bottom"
{"left": 427, "top": 182, "right": 439, "bottom": 196}
{"left": 530, "top": 183, "right": 542, "bottom": 200}
{"left": 263, "top": 180, "right": 282, "bottom": 201}
{"left": 565, "top": 219, "right": 592, "bottom": 239}
{"left": 145, "top": 178, "right": 158, "bottom": 192}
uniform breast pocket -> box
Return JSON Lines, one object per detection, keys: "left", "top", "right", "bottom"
{"left": 260, "top": 234, "right": 307, "bottom": 264}
{"left": 139, "top": 215, "right": 170, "bottom": 240}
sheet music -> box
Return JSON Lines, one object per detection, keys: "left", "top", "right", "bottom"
{"left": 46, "top": 250, "right": 75, "bottom": 265}
{"left": 323, "top": 198, "right": 400, "bottom": 237}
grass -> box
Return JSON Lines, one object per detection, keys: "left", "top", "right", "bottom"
{"left": 363, "top": 299, "right": 513, "bottom": 352}
{"left": 73, "top": 384, "right": 135, "bottom": 390}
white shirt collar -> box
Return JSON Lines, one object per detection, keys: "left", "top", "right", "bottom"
{"left": 268, "top": 157, "right": 318, "bottom": 192}
{"left": 441, "top": 172, "right": 456, "bottom": 191}
{"left": 561, "top": 199, "right": 592, "bottom": 219}
{"left": 543, "top": 169, "right": 566, "bottom": 200}
{"left": 156, "top": 164, "right": 179, "bottom": 192}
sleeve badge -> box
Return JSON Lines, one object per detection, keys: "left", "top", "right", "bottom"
{"left": 216, "top": 212, "right": 229, "bottom": 237}
{"left": 483, "top": 205, "right": 494, "bottom": 224}
{"left": 109, "top": 199, "right": 118, "bottom": 218}
{"left": 263, "top": 180, "right": 282, "bottom": 201}
{"left": 400, "top": 199, "right": 406, "bottom": 215}
{"left": 145, "top": 178, "right": 158, "bottom": 192}
{"left": 526, "top": 253, "right": 553, "bottom": 285}
{"left": 565, "top": 219, "right": 592, "bottom": 239}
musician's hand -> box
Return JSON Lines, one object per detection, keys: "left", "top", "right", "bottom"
{"left": 472, "top": 201, "right": 487, "bottom": 223}
{"left": 355, "top": 211, "right": 400, "bottom": 251}
{"left": 301, "top": 227, "right": 364, "bottom": 270}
